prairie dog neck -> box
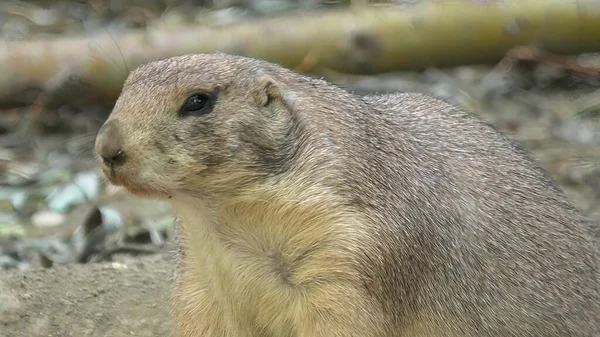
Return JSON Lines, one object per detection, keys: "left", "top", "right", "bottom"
{"left": 169, "top": 188, "right": 362, "bottom": 284}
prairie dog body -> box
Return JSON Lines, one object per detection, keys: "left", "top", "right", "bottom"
{"left": 95, "top": 53, "right": 600, "bottom": 336}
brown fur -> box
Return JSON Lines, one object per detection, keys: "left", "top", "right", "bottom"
{"left": 95, "top": 53, "right": 600, "bottom": 336}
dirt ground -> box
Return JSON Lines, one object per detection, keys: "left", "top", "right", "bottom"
{"left": 0, "top": 253, "right": 175, "bottom": 337}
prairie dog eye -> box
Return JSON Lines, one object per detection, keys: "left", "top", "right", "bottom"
{"left": 180, "top": 94, "right": 213, "bottom": 116}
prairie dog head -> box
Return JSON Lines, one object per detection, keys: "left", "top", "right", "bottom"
{"left": 94, "top": 53, "right": 304, "bottom": 200}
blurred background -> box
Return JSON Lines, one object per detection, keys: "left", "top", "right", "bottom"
{"left": 0, "top": 0, "right": 599, "bottom": 334}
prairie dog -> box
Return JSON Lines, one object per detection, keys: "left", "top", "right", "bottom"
{"left": 95, "top": 53, "right": 600, "bottom": 337}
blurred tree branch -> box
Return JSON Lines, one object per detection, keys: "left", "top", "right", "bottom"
{"left": 1, "top": 0, "right": 600, "bottom": 108}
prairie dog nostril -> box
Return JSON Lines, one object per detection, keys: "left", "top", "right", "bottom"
{"left": 95, "top": 120, "right": 126, "bottom": 167}
{"left": 101, "top": 150, "right": 126, "bottom": 166}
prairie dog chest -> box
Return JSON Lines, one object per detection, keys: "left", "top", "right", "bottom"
{"left": 171, "top": 198, "right": 347, "bottom": 335}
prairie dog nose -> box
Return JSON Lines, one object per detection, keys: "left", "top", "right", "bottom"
{"left": 95, "top": 121, "right": 126, "bottom": 167}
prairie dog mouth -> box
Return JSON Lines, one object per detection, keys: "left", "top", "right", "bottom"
{"left": 123, "top": 185, "right": 171, "bottom": 199}
{"left": 102, "top": 169, "right": 171, "bottom": 199}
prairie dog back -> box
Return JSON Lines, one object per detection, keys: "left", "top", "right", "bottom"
{"left": 350, "top": 92, "right": 600, "bottom": 336}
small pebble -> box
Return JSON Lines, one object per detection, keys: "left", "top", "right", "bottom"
{"left": 31, "top": 210, "right": 66, "bottom": 228}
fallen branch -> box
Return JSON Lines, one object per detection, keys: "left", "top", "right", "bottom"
{"left": 1, "top": 0, "right": 600, "bottom": 108}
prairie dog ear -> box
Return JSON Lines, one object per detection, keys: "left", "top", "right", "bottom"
{"left": 253, "top": 75, "right": 283, "bottom": 107}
